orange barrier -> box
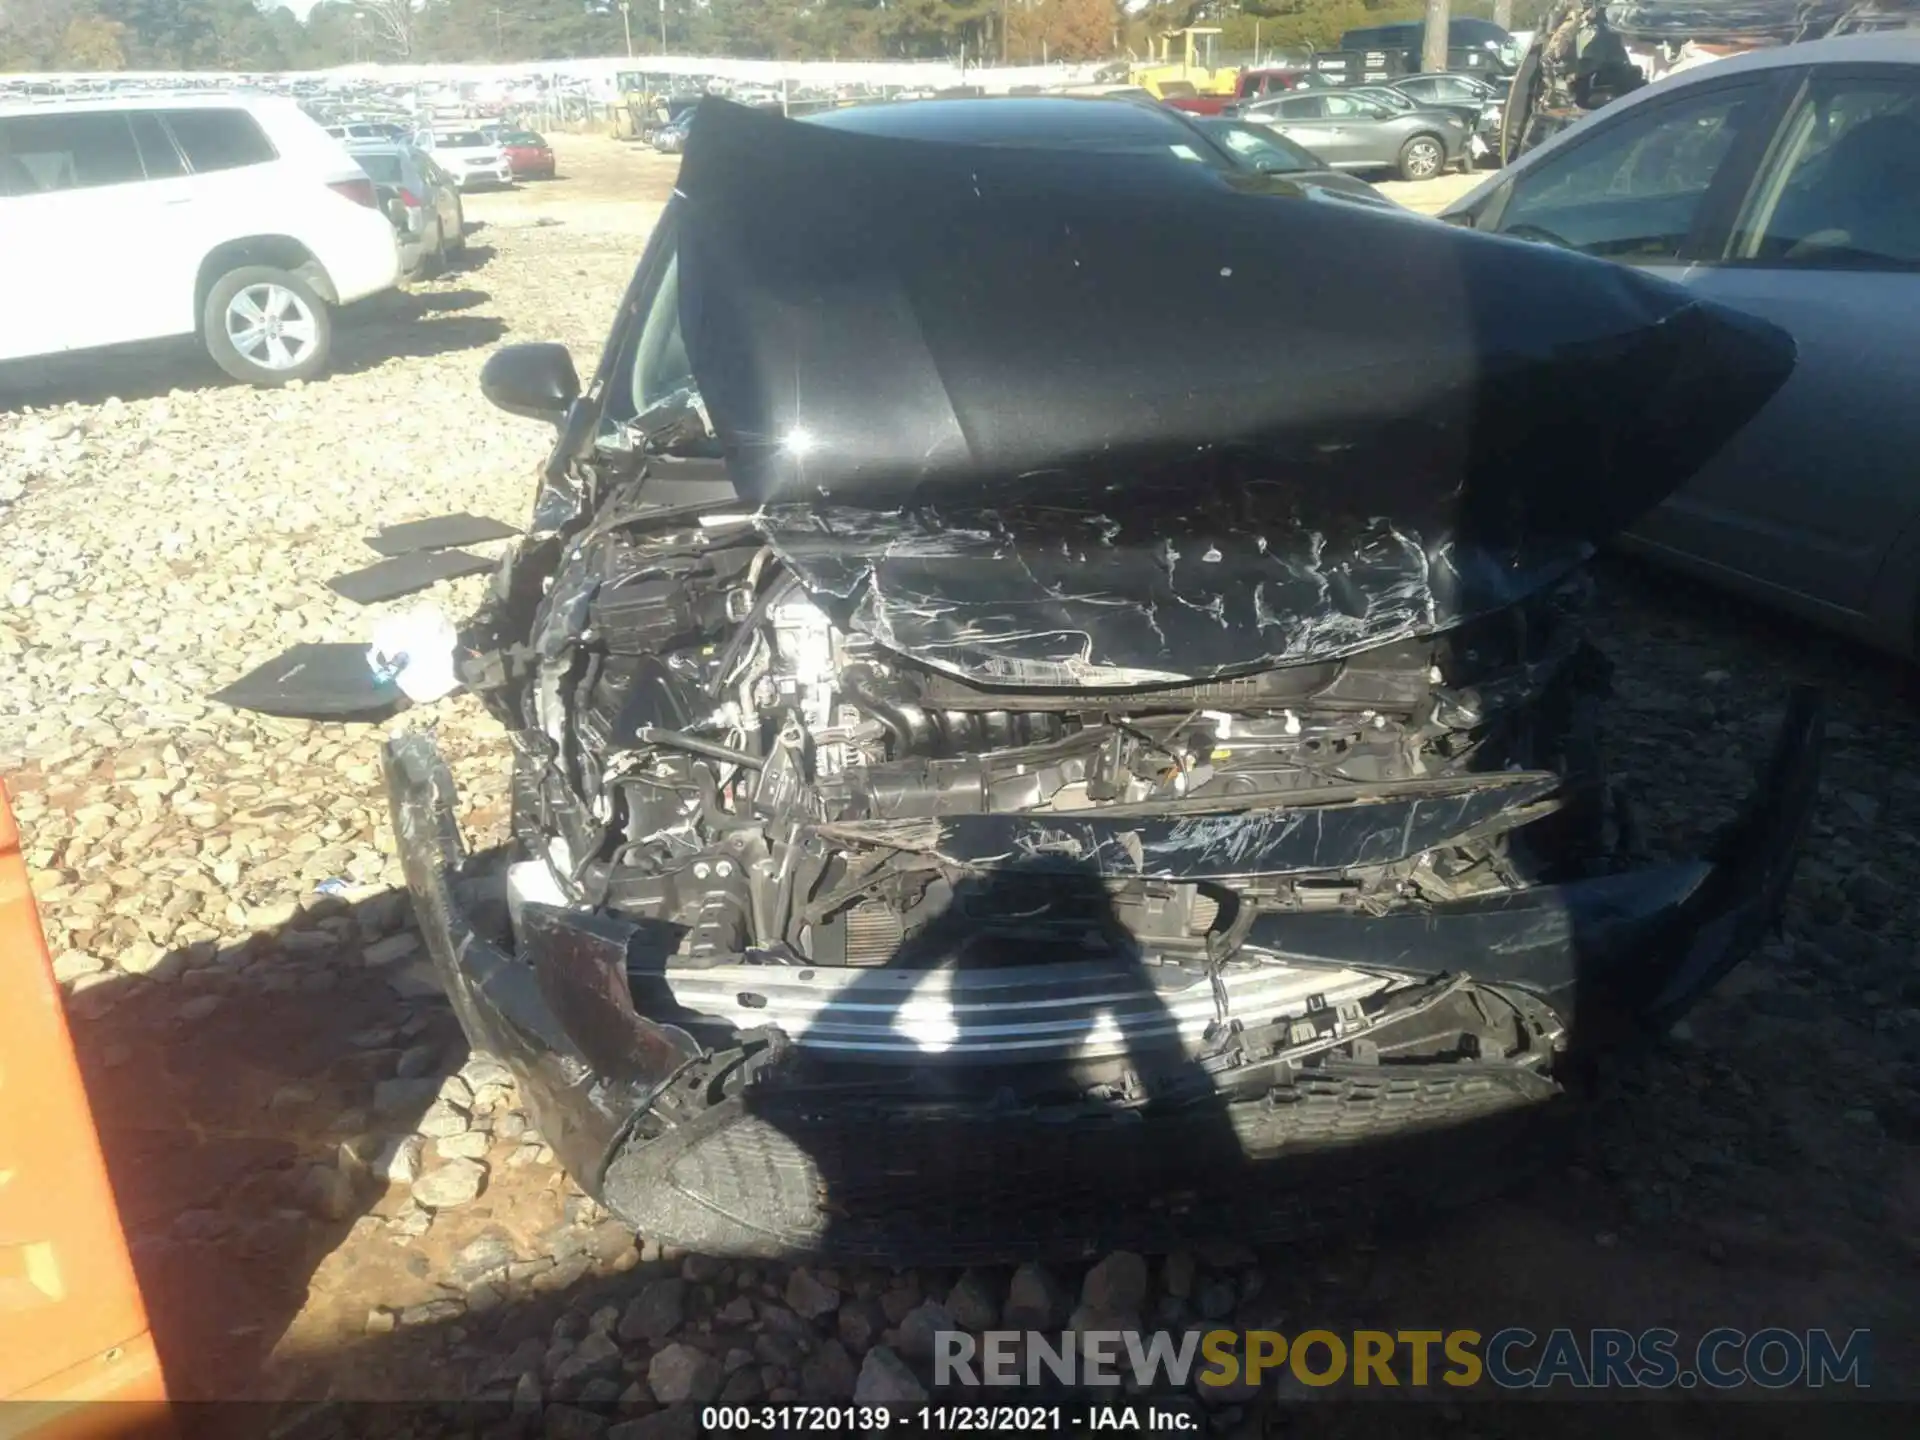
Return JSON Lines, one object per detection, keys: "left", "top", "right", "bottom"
{"left": 0, "top": 781, "right": 171, "bottom": 1437}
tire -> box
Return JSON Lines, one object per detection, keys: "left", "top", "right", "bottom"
{"left": 446, "top": 204, "right": 467, "bottom": 256}
{"left": 1397, "top": 133, "right": 1446, "bottom": 182}
{"left": 203, "top": 266, "right": 331, "bottom": 386}
{"left": 429, "top": 218, "right": 448, "bottom": 275}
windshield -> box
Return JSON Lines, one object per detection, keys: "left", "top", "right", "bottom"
{"left": 354, "top": 152, "right": 404, "bottom": 184}
{"left": 1357, "top": 89, "right": 1415, "bottom": 113}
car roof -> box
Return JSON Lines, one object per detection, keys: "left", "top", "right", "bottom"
{"left": 0, "top": 92, "right": 300, "bottom": 120}
{"left": 1444, "top": 32, "right": 1920, "bottom": 213}
{"left": 804, "top": 96, "right": 1205, "bottom": 149}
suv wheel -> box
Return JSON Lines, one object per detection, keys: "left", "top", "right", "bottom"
{"left": 1397, "top": 134, "right": 1445, "bottom": 182}
{"left": 203, "top": 266, "right": 332, "bottom": 386}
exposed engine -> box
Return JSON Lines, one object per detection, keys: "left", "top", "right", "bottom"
{"left": 504, "top": 515, "right": 1612, "bottom": 976}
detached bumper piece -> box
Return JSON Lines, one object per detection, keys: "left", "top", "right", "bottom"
{"left": 384, "top": 690, "right": 1821, "bottom": 1263}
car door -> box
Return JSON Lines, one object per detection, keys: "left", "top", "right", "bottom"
{"left": 1260, "top": 95, "right": 1346, "bottom": 162}
{"left": 420, "top": 154, "right": 462, "bottom": 242}
{"left": 1476, "top": 73, "right": 1782, "bottom": 263}
{"left": 0, "top": 110, "right": 167, "bottom": 359}
{"left": 1649, "top": 64, "right": 1920, "bottom": 615}
{"left": 1314, "top": 93, "right": 1380, "bottom": 166}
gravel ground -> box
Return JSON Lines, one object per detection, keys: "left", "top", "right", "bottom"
{"left": 2, "top": 136, "right": 1916, "bottom": 1432}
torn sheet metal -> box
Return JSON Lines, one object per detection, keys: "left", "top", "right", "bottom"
{"left": 669, "top": 99, "right": 1794, "bottom": 682}
{"left": 212, "top": 643, "right": 407, "bottom": 721}
{"left": 817, "top": 771, "right": 1561, "bottom": 880}
{"left": 328, "top": 549, "right": 495, "bottom": 606}
{"left": 365, "top": 513, "right": 520, "bottom": 556}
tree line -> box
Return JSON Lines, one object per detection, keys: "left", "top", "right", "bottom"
{"left": 2, "top": 0, "right": 1541, "bottom": 73}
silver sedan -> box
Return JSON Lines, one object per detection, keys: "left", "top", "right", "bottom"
{"left": 1242, "top": 89, "right": 1471, "bottom": 179}
{"left": 1442, "top": 35, "right": 1920, "bottom": 657}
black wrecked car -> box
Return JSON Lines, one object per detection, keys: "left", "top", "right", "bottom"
{"left": 375, "top": 97, "right": 1820, "bottom": 1263}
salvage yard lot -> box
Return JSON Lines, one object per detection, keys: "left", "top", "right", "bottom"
{"left": 1, "top": 134, "right": 1916, "bottom": 1422}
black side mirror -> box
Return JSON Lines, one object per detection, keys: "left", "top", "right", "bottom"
{"left": 481, "top": 343, "right": 580, "bottom": 424}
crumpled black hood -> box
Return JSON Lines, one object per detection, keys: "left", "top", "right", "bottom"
{"left": 670, "top": 99, "right": 1793, "bottom": 687}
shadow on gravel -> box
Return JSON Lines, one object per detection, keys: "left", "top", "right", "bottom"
{"left": 55, "top": 869, "right": 1920, "bottom": 1432}
{"left": 0, "top": 303, "right": 507, "bottom": 412}
{"left": 445, "top": 243, "right": 500, "bottom": 275}
{"left": 60, "top": 885, "right": 462, "bottom": 1401}
{"left": 405, "top": 288, "right": 492, "bottom": 315}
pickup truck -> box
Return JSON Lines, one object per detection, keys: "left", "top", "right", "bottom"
{"left": 1162, "top": 68, "right": 1309, "bottom": 115}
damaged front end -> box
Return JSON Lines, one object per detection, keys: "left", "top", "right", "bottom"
{"left": 387, "top": 99, "right": 1820, "bottom": 1261}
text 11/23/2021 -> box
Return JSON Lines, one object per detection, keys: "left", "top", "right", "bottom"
{"left": 702, "top": 1405, "right": 1196, "bottom": 1432}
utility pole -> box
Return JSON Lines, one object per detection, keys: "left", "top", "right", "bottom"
{"left": 1420, "top": 0, "right": 1450, "bottom": 74}
{"left": 1494, "top": 0, "right": 1513, "bottom": 29}
{"left": 659, "top": 0, "right": 668, "bottom": 54}
{"left": 620, "top": 1, "right": 633, "bottom": 58}
{"left": 1000, "top": 0, "right": 1008, "bottom": 66}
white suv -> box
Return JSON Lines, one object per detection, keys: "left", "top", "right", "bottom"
{"left": 0, "top": 95, "right": 401, "bottom": 386}
{"left": 415, "top": 127, "right": 514, "bottom": 189}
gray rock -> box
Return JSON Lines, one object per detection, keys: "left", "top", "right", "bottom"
{"left": 801, "top": 1338, "right": 858, "bottom": 1400}
{"left": 837, "top": 1297, "right": 887, "bottom": 1355}
{"left": 372, "top": 1077, "right": 439, "bottom": 1116}
{"left": 174, "top": 993, "right": 223, "bottom": 1023}
{"left": 296, "top": 1162, "right": 357, "bottom": 1222}
{"left": 436, "top": 1131, "right": 491, "bottom": 1160}
{"left": 388, "top": 1200, "right": 432, "bottom": 1239}
{"left": 754, "top": 1332, "right": 806, "bottom": 1369}
{"left": 617, "top": 1278, "right": 687, "bottom": 1344}
{"left": 895, "top": 1301, "right": 953, "bottom": 1360}
{"left": 880, "top": 1285, "right": 923, "bottom": 1326}
{"left": 715, "top": 1295, "right": 755, "bottom": 1326}
{"left": 648, "top": 1343, "right": 722, "bottom": 1405}
{"left": 395, "top": 1042, "right": 440, "bottom": 1078}
{"left": 943, "top": 1268, "right": 1000, "bottom": 1331}
{"left": 1196, "top": 1279, "right": 1237, "bottom": 1321}
{"left": 410, "top": 1157, "right": 487, "bottom": 1209}
{"left": 1081, "top": 1251, "right": 1149, "bottom": 1315}
{"left": 372, "top": 1135, "right": 424, "bottom": 1184}
{"left": 452, "top": 1232, "right": 517, "bottom": 1284}
{"left": 717, "top": 1369, "right": 764, "bottom": 1404}
{"left": 854, "top": 1346, "right": 927, "bottom": 1405}
{"left": 363, "top": 931, "right": 422, "bottom": 967}
{"left": 784, "top": 1267, "right": 841, "bottom": 1320}
{"left": 399, "top": 1298, "right": 465, "bottom": 1326}
{"left": 466, "top": 1282, "right": 503, "bottom": 1313}
{"left": 723, "top": 1348, "right": 755, "bottom": 1374}
{"left": 609, "top": 1408, "right": 700, "bottom": 1440}
{"left": 535, "top": 1253, "right": 593, "bottom": 1293}
{"left": 553, "top": 1331, "right": 623, "bottom": 1386}
{"left": 1162, "top": 1250, "right": 1197, "bottom": 1300}
{"left": 1002, "top": 1263, "right": 1070, "bottom": 1330}
{"left": 513, "top": 1371, "right": 543, "bottom": 1411}
{"left": 416, "top": 1098, "right": 471, "bottom": 1139}
{"left": 460, "top": 1052, "right": 517, "bottom": 1090}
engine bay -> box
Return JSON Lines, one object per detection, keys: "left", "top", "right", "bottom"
{"left": 494, "top": 508, "right": 1612, "bottom": 978}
